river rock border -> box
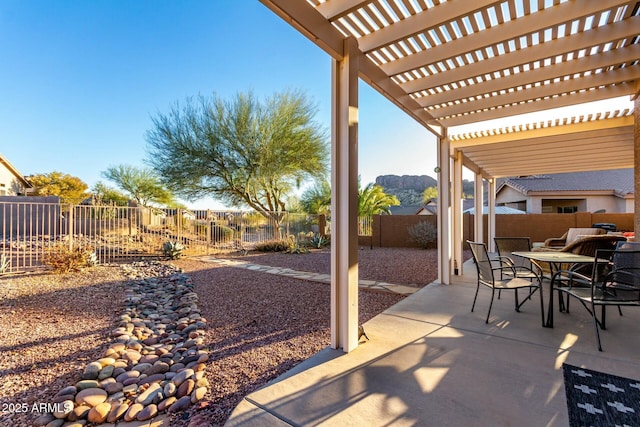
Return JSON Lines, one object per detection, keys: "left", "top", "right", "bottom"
{"left": 34, "top": 261, "right": 209, "bottom": 426}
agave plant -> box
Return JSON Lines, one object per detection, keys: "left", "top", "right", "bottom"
{"left": 0, "top": 254, "right": 10, "bottom": 274}
{"left": 162, "top": 241, "right": 184, "bottom": 259}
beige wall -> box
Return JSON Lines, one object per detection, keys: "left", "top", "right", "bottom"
{"left": 0, "top": 163, "right": 28, "bottom": 195}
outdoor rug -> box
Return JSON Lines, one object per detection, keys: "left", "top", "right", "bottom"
{"left": 563, "top": 363, "right": 640, "bottom": 427}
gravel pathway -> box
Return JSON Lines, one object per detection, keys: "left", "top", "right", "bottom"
{"left": 0, "top": 247, "right": 439, "bottom": 426}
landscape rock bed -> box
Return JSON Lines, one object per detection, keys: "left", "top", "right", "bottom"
{"left": 33, "top": 261, "right": 209, "bottom": 426}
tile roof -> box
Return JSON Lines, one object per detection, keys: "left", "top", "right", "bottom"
{"left": 499, "top": 169, "right": 634, "bottom": 196}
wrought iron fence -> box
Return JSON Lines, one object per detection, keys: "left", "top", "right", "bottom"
{"left": 0, "top": 200, "right": 327, "bottom": 273}
{"left": 358, "top": 215, "right": 373, "bottom": 236}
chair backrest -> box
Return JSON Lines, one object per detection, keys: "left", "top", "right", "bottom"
{"left": 594, "top": 249, "right": 640, "bottom": 297}
{"left": 467, "top": 241, "right": 495, "bottom": 286}
{"left": 494, "top": 237, "right": 532, "bottom": 268}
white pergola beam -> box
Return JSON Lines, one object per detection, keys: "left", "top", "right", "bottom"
{"left": 382, "top": 1, "right": 634, "bottom": 77}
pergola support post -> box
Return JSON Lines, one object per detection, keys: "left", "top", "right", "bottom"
{"left": 452, "top": 151, "right": 463, "bottom": 275}
{"left": 487, "top": 178, "right": 496, "bottom": 252}
{"left": 474, "top": 173, "right": 484, "bottom": 243}
{"left": 330, "top": 37, "right": 359, "bottom": 352}
{"left": 437, "top": 135, "right": 451, "bottom": 284}
{"left": 634, "top": 93, "right": 639, "bottom": 241}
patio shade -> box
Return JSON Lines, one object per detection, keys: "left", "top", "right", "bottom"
{"left": 260, "top": 0, "right": 639, "bottom": 177}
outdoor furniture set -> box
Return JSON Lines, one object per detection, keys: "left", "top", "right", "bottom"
{"left": 467, "top": 228, "right": 640, "bottom": 351}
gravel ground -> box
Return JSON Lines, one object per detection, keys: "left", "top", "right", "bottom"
{"left": 0, "top": 247, "right": 438, "bottom": 426}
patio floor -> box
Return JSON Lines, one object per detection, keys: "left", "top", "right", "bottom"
{"left": 225, "top": 259, "right": 640, "bottom": 426}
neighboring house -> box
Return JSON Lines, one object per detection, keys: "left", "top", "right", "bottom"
{"left": 496, "top": 169, "right": 634, "bottom": 214}
{"left": 417, "top": 198, "right": 476, "bottom": 215}
{"left": 0, "top": 153, "right": 32, "bottom": 196}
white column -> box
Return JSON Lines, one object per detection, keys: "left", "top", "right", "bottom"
{"left": 634, "top": 93, "right": 639, "bottom": 240}
{"left": 330, "top": 37, "right": 359, "bottom": 352}
{"left": 437, "top": 135, "right": 451, "bottom": 284}
{"left": 452, "top": 151, "right": 463, "bottom": 275}
{"left": 474, "top": 173, "right": 484, "bottom": 242}
{"left": 488, "top": 178, "right": 497, "bottom": 252}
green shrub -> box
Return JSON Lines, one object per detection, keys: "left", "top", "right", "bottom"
{"left": 211, "top": 224, "right": 235, "bottom": 243}
{"left": 408, "top": 221, "right": 437, "bottom": 249}
{"left": 42, "top": 243, "right": 96, "bottom": 274}
{"left": 163, "top": 241, "right": 184, "bottom": 259}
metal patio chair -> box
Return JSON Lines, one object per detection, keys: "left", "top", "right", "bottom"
{"left": 551, "top": 248, "right": 640, "bottom": 351}
{"left": 467, "top": 241, "right": 543, "bottom": 324}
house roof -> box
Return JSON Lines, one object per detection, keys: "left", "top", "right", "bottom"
{"left": 0, "top": 153, "right": 33, "bottom": 188}
{"left": 464, "top": 206, "right": 526, "bottom": 214}
{"left": 498, "top": 168, "right": 634, "bottom": 196}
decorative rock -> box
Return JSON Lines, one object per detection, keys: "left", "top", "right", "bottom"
{"left": 191, "top": 386, "right": 207, "bottom": 403}
{"left": 44, "top": 419, "right": 64, "bottom": 427}
{"left": 144, "top": 361, "right": 170, "bottom": 375}
{"left": 172, "top": 368, "right": 194, "bottom": 386}
{"left": 87, "top": 402, "right": 111, "bottom": 424}
{"left": 63, "top": 422, "right": 87, "bottom": 427}
{"left": 135, "top": 382, "right": 163, "bottom": 405}
{"left": 70, "top": 405, "right": 91, "bottom": 421}
{"left": 123, "top": 384, "right": 138, "bottom": 395}
{"left": 34, "top": 413, "right": 56, "bottom": 426}
{"left": 177, "top": 379, "right": 195, "bottom": 398}
{"left": 137, "top": 373, "right": 165, "bottom": 386}
{"left": 106, "top": 402, "right": 129, "bottom": 423}
{"left": 157, "top": 396, "right": 177, "bottom": 411}
{"left": 52, "top": 393, "right": 75, "bottom": 403}
{"left": 104, "top": 381, "right": 123, "bottom": 395}
{"left": 168, "top": 395, "right": 192, "bottom": 413}
{"left": 116, "top": 370, "right": 139, "bottom": 383}
{"left": 52, "top": 400, "right": 73, "bottom": 419}
{"left": 75, "top": 380, "right": 99, "bottom": 390}
{"left": 81, "top": 361, "right": 103, "bottom": 380}
{"left": 124, "top": 403, "right": 144, "bottom": 422}
{"left": 98, "top": 365, "right": 115, "bottom": 379}
{"left": 132, "top": 362, "right": 152, "bottom": 373}
{"left": 55, "top": 385, "right": 77, "bottom": 397}
{"left": 75, "top": 387, "right": 107, "bottom": 407}
{"left": 98, "top": 357, "right": 116, "bottom": 366}
{"left": 136, "top": 404, "right": 158, "bottom": 421}
{"left": 163, "top": 382, "right": 177, "bottom": 397}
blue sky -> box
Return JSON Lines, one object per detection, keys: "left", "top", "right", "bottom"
{"left": 0, "top": 0, "right": 437, "bottom": 209}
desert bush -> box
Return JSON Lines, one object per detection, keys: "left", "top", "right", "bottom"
{"left": 163, "top": 241, "right": 184, "bottom": 259}
{"left": 254, "top": 239, "right": 291, "bottom": 252}
{"left": 284, "top": 235, "right": 309, "bottom": 254}
{"left": 42, "top": 243, "right": 97, "bottom": 274}
{"left": 408, "top": 221, "right": 437, "bottom": 249}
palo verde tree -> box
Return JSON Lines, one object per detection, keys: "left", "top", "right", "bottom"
{"left": 102, "top": 164, "right": 174, "bottom": 207}
{"left": 146, "top": 90, "right": 329, "bottom": 232}
{"left": 27, "top": 171, "right": 89, "bottom": 204}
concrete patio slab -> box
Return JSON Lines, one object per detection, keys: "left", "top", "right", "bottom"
{"left": 226, "top": 260, "right": 640, "bottom": 426}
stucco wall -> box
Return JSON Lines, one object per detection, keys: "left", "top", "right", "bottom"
{"left": 0, "top": 163, "right": 27, "bottom": 195}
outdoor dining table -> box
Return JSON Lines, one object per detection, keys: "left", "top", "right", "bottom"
{"left": 511, "top": 251, "right": 598, "bottom": 328}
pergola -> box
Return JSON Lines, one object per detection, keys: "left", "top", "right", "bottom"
{"left": 259, "top": 0, "right": 640, "bottom": 352}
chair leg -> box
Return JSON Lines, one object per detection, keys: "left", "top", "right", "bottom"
{"left": 471, "top": 285, "right": 480, "bottom": 313}
{"left": 514, "top": 289, "right": 520, "bottom": 312}
{"left": 486, "top": 289, "right": 496, "bottom": 323}
{"left": 593, "top": 303, "right": 604, "bottom": 352}
{"left": 601, "top": 305, "right": 607, "bottom": 330}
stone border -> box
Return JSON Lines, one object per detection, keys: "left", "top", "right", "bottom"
{"left": 199, "top": 256, "right": 418, "bottom": 295}
{"left": 34, "top": 261, "right": 208, "bottom": 426}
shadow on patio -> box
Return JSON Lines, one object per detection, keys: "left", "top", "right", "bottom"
{"left": 225, "top": 259, "right": 640, "bottom": 426}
